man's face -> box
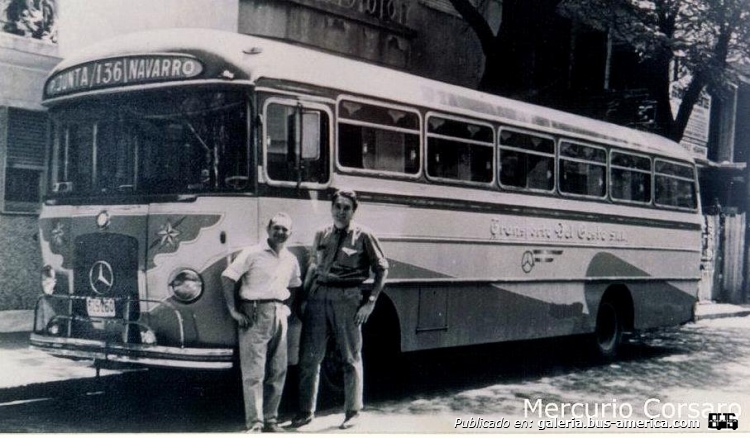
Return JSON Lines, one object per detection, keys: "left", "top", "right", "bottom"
{"left": 331, "top": 197, "right": 355, "bottom": 228}
{"left": 267, "top": 216, "right": 292, "bottom": 246}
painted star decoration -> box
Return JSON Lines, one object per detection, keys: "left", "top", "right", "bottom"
{"left": 51, "top": 222, "right": 65, "bottom": 246}
{"left": 157, "top": 221, "right": 181, "bottom": 248}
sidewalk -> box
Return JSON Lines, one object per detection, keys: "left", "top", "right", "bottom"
{"left": 0, "top": 301, "right": 747, "bottom": 393}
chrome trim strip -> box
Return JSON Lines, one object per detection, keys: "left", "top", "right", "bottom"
{"left": 105, "top": 355, "right": 233, "bottom": 370}
{"left": 29, "top": 345, "right": 106, "bottom": 361}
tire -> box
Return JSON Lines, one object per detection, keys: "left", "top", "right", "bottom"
{"left": 591, "top": 299, "right": 623, "bottom": 360}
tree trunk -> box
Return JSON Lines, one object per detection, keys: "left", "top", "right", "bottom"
{"left": 642, "top": 54, "right": 676, "bottom": 139}
{"left": 671, "top": 71, "right": 706, "bottom": 142}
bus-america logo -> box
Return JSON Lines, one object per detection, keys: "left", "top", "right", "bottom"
{"left": 45, "top": 55, "right": 203, "bottom": 98}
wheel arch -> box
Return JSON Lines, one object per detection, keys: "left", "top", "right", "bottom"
{"left": 363, "top": 291, "right": 403, "bottom": 355}
{"left": 600, "top": 284, "right": 634, "bottom": 332}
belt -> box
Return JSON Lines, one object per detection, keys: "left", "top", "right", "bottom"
{"left": 316, "top": 280, "right": 362, "bottom": 288}
{"left": 241, "top": 299, "right": 285, "bottom": 305}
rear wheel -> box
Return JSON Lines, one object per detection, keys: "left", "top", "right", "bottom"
{"left": 591, "top": 299, "right": 622, "bottom": 359}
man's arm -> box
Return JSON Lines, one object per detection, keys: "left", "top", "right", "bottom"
{"left": 221, "top": 275, "right": 251, "bottom": 328}
{"left": 354, "top": 227, "right": 389, "bottom": 324}
{"left": 355, "top": 267, "right": 388, "bottom": 326}
{"left": 303, "top": 231, "right": 321, "bottom": 293}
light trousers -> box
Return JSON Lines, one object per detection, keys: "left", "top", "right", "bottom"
{"left": 238, "top": 301, "right": 289, "bottom": 428}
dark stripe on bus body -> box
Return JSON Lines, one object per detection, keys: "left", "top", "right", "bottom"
{"left": 256, "top": 186, "right": 701, "bottom": 231}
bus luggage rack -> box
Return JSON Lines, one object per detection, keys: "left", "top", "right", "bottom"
{"left": 32, "top": 294, "right": 185, "bottom": 348}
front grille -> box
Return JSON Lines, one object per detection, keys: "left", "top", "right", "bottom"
{"left": 71, "top": 233, "right": 140, "bottom": 342}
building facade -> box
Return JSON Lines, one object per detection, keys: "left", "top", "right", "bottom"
{"left": 0, "top": 0, "right": 59, "bottom": 310}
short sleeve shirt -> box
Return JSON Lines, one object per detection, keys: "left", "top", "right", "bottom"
{"left": 222, "top": 240, "right": 302, "bottom": 301}
{"left": 312, "top": 222, "right": 389, "bottom": 285}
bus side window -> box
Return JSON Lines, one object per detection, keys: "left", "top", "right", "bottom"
{"left": 337, "top": 100, "right": 420, "bottom": 176}
{"left": 654, "top": 160, "right": 697, "bottom": 209}
{"left": 498, "top": 129, "right": 554, "bottom": 191}
{"left": 610, "top": 151, "right": 651, "bottom": 204}
{"left": 426, "top": 116, "right": 493, "bottom": 184}
{"left": 265, "top": 102, "right": 330, "bottom": 185}
{"left": 559, "top": 141, "right": 607, "bottom": 198}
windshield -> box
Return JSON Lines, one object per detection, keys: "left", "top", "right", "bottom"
{"left": 48, "top": 88, "right": 251, "bottom": 198}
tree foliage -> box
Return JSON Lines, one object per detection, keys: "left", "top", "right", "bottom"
{"left": 449, "top": 0, "right": 750, "bottom": 142}
{"left": 559, "top": 0, "right": 750, "bottom": 140}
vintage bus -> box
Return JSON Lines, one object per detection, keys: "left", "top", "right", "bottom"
{"left": 31, "top": 29, "right": 701, "bottom": 372}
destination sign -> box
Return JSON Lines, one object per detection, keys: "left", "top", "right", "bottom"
{"left": 45, "top": 55, "right": 204, "bottom": 98}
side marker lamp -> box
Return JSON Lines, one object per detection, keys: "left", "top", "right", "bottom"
{"left": 41, "top": 265, "right": 56, "bottom": 295}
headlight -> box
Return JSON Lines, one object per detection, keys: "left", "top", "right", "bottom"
{"left": 47, "top": 321, "right": 62, "bottom": 335}
{"left": 140, "top": 327, "right": 157, "bottom": 345}
{"left": 41, "top": 265, "right": 56, "bottom": 295}
{"left": 169, "top": 269, "right": 203, "bottom": 303}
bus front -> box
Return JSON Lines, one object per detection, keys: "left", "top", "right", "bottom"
{"left": 30, "top": 50, "right": 257, "bottom": 369}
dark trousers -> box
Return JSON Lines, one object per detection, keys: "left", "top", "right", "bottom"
{"left": 298, "top": 285, "right": 364, "bottom": 414}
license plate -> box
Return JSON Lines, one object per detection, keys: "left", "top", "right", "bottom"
{"left": 86, "top": 297, "right": 116, "bottom": 318}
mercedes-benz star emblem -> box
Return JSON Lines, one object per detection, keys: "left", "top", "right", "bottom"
{"left": 89, "top": 261, "right": 114, "bottom": 295}
{"left": 521, "top": 251, "right": 535, "bottom": 273}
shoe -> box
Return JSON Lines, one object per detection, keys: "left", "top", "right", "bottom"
{"left": 290, "top": 412, "right": 314, "bottom": 428}
{"left": 340, "top": 411, "right": 360, "bottom": 429}
{"left": 246, "top": 423, "right": 263, "bottom": 433}
{"left": 262, "top": 423, "right": 284, "bottom": 433}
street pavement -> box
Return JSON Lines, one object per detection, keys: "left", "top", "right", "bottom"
{"left": 0, "top": 301, "right": 748, "bottom": 432}
{"left": 1, "top": 302, "right": 747, "bottom": 391}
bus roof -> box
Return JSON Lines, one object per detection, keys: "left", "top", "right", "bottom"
{"left": 47, "top": 28, "right": 692, "bottom": 162}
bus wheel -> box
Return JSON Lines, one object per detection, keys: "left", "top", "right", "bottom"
{"left": 591, "top": 299, "right": 622, "bottom": 359}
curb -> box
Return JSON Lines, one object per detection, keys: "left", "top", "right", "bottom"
{"left": 695, "top": 309, "right": 750, "bottom": 321}
{"left": 0, "top": 310, "right": 33, "bottom": 333}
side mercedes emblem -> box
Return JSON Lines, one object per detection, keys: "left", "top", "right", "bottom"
{"left": 521, "top": 251, "right": 535, "bottom": 273}
{"left": 89, "top": 261, "right": 114, "bottom": 295}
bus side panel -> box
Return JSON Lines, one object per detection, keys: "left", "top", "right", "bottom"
{"left": 628, "top": 280, "right": 697, "bottom": 329}
{"left": 396, "top": 282, "right": 589, "bottom": 352}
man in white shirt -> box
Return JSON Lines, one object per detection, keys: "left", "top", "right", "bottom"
{"left": 221, "top": 212, "right": 302, "bottom": 433}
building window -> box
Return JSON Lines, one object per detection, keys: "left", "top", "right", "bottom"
{"left": 1, "top": 0, "right": 57, "bottom": 42}
{"left": 2, "top": 107, "right": 47, "bottom": 213}
{"left": 337, "top": 99, "right": 421, "bottom": 176}
{"left": 426, "top": 115, "right": 494, "bottom": 184}
{"left": 559, "top": 141, "right": 607, "bottom": 198}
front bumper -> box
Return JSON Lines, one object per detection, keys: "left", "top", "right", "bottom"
{"left": 29, "top": 333, "right": 234, "bottom": 369}
{"left": 32, "top": 294, "right": 234, "bottom": 370}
